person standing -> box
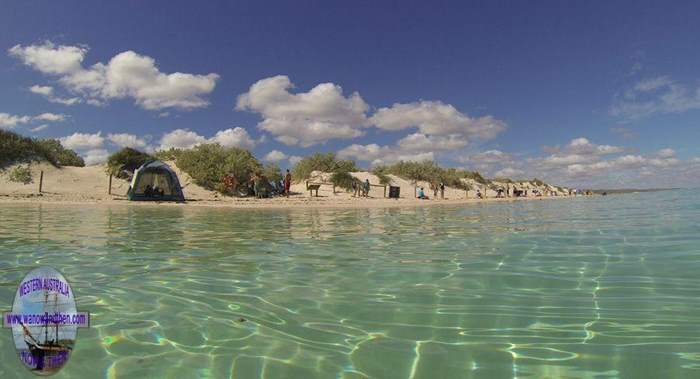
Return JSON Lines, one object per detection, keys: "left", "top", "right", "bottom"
{"left": 284, "top": 169, "right": 292, "bottom": 197}
{"left": 363, "top": 179, "right": 370, "bottom": 197}
{"left": 440, "top": 182, "right": 445, "bottom": 199}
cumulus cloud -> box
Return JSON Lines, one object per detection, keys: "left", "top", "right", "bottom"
{"left": 236, "top": 75, "right": 369, "bottom": 147}
{"left": 59, "top": 131, "right": 105, "bottom": 150}
{"left": 159, "top": 129, "right": 207, "bottom": 150}
{"left": 159, "top": 127, "right": 257, "bottom": 150}
{"left": 83, "top": 149, "right": 110, "bottom": 166}
{"left": 370, "top": 100, "right": 506, "bottom": 143}
{"left": 338, "top": 143, "right": 434, "bottom": 166}
{"left": 611, "top": 76, "right": 700, "bottom": 120}
{"left": 210, "top": 127, "right": 257, "bottom": 150}
{"left": 264, "top": 150, "right": 288, "bottom": 162}
{"left": 10, "top": 41, "right": 219, "bottom": 111}
{"left": 107, "top": 133, "right": 149, "bottom": 150}
{"left": 540, "top": 138, "right": 625, "bottom": 168}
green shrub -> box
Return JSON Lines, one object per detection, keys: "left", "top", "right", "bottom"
{"left": 106, "top": 147, "right": 153, "bottom": 178}
{"left": 34, "top": 139, "right": 85, "bottom": 167}
{"left": 531, "top": 178, "right": 546, "bottom": 186}
{"left": 291, "top": 153, "right": 358, "bottom": 181}
{"left": 0, "top": 130, "right": 84, "bottom": 168}
{"left": 153, "top": 148, "right": 182, "bottom": 161}
{"left": 330, "top": 171, "right": 359, "bottom": 191}
{"left": 262, "top": 163, "right": 283, "bottom": 183}
{"left": 8, "top": 165, "right": 32, "bottom": 184}
{"left": 175, "top": 143, "right": 262, "bottom": 192}
{"left": 371, "top": 166, "right": 392, "bottom": 185}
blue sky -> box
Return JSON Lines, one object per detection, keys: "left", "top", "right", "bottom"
{"left": 1, "top": 1, "right": 699, "bottom": 188}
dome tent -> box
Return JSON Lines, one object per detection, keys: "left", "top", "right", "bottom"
{"left": 127, "top": 160, "right": 185, "bottom": 201}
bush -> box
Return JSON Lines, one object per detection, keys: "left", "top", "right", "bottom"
{"left": 371, "top": 166, "right": 392, "bottom": 185}
{"left": 34, "top": 139, "right": 85, "bottom": 167}
{"left": 8, "top": 165, "right": 33, "bottom": 184}
{"left": 330, "top": 171, "right": 359, "bottom": 192}
{"left": 153, "top": 148, "right": 182, "bottom": 161}
{"left": 291, "top": 153, "right": 358, "bottom": 181}
{"left": 175, "top": 143, "right": 262, "bottom": 193}
{"left": 0, "top": 130, "right": 84, "bottom": 168}
{"left": 262, "top": 163, "right": 283, "bottom": 183}
{"left": 106, "top": 147, "right": 153, "bottom": 179}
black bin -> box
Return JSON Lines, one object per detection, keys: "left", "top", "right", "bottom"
{"left": 389, "top": 186, "right": 400, "bottom": 198}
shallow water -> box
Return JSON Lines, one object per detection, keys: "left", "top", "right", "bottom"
{"left": 0, "top": 191, "right": 699, "bottom": 378}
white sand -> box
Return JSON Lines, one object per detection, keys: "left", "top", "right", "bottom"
{"left": 0, "top": 162, "right": 573, "bottom": 209}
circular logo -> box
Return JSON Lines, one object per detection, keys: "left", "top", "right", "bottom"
{"left": 3, "top": 267, "right": 89, "bottom": 375}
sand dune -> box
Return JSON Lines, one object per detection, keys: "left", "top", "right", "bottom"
{"left": 0, "top": 162, "right": 573, "bottom": 209}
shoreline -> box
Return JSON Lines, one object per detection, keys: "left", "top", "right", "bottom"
{"left": 0, "top": 192, "right": 579, "bottom": 211}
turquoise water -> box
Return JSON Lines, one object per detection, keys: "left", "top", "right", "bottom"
{"left": 1, "top": 190, "right": 699, "bottom": 378}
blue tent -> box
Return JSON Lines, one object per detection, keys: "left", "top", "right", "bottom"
{"left": 127, "top": 160, "right": 185, "bottom": 201}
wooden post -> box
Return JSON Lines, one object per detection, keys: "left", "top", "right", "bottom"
{"left": 39, "top": 170, "right": 43, "bottom": 193}
{"left": 108, "top": 174, "right": 112, "bottom": 195}
{"left": 384, "top": 185, "right": 387, "bottom": 198}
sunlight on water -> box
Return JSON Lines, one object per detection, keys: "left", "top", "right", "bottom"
{"left": 1, "top": 190, "right": 699, "bottom": 378}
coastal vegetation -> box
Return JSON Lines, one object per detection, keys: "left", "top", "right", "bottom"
{"left": 8, "top": 165, "right": 33, "bottom": 184}
{"left": 173, "top": 143, "right": 262, "bottom": 193}
{"left": 291, "top": 153, "right": 358, "bottom": 181}
{"left": 106, "top": 147, "right": 154, "bottom": 179}
{"left": 2, "top": 132, "right": 569, "bottom": 197}
{"left": 0, "top": 130, "right": 84, "bottom": 168}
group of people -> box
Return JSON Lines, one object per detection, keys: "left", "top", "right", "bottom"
{"left": 224, "top": 169, "right": 293, "bottom": 198}
{"left": 143, "top": 184, "right": 165, "bottom": 197}
{"left": 352, "top": 179, "right": 371, "bottom": 197}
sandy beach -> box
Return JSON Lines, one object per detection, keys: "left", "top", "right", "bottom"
{"left": 0, "top": 162, "right": 574, "bottom": 210}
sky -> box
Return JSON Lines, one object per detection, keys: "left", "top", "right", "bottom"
{"left": 1, "top": 0, "right": 700, "bottom": 188}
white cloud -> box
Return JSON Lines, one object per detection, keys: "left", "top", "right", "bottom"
{"left": 236, "top": 75, "right": 369, "bottom": 147}
{"left": 396, "top": 133, "right": 468, "bottom": 152}
{"left": 33, "top": 112, "right": 67, "bottom": 122}
{"left": 30, "top": 124, "right": 49, "bottom": 132}
{"left": 59, "top": 131, "right": 105, "bottom": 150}
{"left": 209, "top": 127, "right": 256, "bottom": 150}
{"left": 494, "top": 167, "right": 524, "bottom": 178}
{"left": 29, "top": 85, "right": 53, "bottom": 96}
{"left": 159, "top": 129, "right": 206, "bottom": 150}
{"left": 611, "top": 76, "right": 700, "bottom": 120}
{"left": 288, "top": 155, "right": 303, "bottom": 165}
{"left": 264, "top": 150, "right": 288, "bottom": 162}
{"left": 0, "top": 113, "right": 32, "bottom": 129}
{"left": 370, "top": 100, "right": 506, "bottom": 142}
{"left": 567, "top": 137, "right": 623, "bottom": 155}
{"left": 10, "top": 41, "right": 219, "bottom": 111}
{"left": 9, "top": 42, "right": 86, "bottom": 75}
{"left": 657, "top": 148, "right": 675, "bottom": 158}
{"left": 29, "top": 84, "right": 81, "bottom": 105}
{"left": 159, "top": 127, "right": 257, "bottom": 150}
{"left": 83, "top": 149, "right": 110, "bottom": 166}
{"left": 337, "top": 143, "right": 434, "bottom": 166}
{"left": 465, "top": 149, "right": 512, "bottom": 164}
{"left": 107, "top": 133, "right": 149, "bottom": 150}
